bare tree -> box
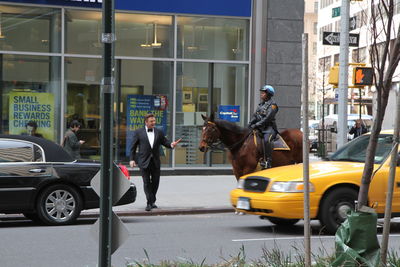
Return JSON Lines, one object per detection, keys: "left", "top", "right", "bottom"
{"left": 357, "top": 0, "right": 400, "bottom": 208}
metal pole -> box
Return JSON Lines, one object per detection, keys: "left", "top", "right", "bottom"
{"left": 381, "top": 89, "right": 400, "bottom": 265}
{"left": 337, "top": 0, "right": 350, "bottom": 148}
{"left": 99, "top": 0, "right": 115, "bottom": 266}
{"left": 301, "top": 33, "right": 311, "bottom": 267}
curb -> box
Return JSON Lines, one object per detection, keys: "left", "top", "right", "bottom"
{"left": 81, "top": 207, "right": 235, "bottom": 217}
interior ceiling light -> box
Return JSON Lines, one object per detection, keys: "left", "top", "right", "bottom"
{"left": 187, "top": 26, "right": 198, "bottom": 51}
{"left": 140, "top": 24, "right": 152, "bottom": 49}
{"left": 232, "top": 28, "right": 242, "bottom": 54}
{"left": 0, "top": 13, "right": 6, "bottom": 39}
{"left": 151, "top": 23, "right": 162, "bottom": 48}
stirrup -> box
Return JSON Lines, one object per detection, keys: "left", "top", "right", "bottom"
{"left": 260, "top": 158, "right": 272, "bottom": 170}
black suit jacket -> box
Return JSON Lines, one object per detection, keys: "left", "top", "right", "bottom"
{"left": 130, "top": 127, "right": 172, "bottom": 169}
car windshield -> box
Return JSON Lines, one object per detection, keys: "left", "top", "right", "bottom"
{"left": 330, "top": 134, "right": 393, "bottom": 164}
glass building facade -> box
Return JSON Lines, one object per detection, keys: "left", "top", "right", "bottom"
{"left": 0, "top": 1, "right": 251, "bottom": 169}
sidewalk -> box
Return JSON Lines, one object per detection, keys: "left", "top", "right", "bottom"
{"left": 81, "top": 175, "right": 238, "bottom": 217}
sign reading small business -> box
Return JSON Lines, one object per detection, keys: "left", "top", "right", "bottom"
{"left": 9, "top": 91, "right": 55, "bottom": 140}
{"left": 218, "top": 105, "right": 240, "bottom": 122}
{"left": 126, "top": 94, "right": 168, "bottom": 156}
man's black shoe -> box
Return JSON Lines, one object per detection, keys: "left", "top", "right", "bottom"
{"left": 145, "top": 204, "right": 152, "bottom": 211}
{"left": 151, "top": 203, "right": 158, "bottom": 209}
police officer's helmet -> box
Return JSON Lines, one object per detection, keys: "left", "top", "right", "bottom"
{"left": 260, "top": 85, "right": 275, "bottom": 96}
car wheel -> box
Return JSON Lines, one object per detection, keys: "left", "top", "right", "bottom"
{"left": 23, "top": 212, "right": 41, "bottom": 223}
{"left": 265, "top": 217, "right": 300, "bottom": 226}
{"left": 36, "top": 184, "right": 82, "bottom": 225}
{"left": 319, "top": 188, "right": 358, "bottom": 234}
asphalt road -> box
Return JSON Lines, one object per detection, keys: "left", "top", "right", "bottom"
{"left": 2, "top": 213, "right": 400, "bottom": 267}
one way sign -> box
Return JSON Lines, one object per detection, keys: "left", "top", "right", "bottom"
{"left": 323, "top": 31, "right": 359, "bottom": 47}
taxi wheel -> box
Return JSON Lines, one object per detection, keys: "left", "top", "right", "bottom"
{"left": 319, "top": 187, "right": 358, "bottom": 234}
{"left": 265, "top": 217, "right": 300, "bottom": 226}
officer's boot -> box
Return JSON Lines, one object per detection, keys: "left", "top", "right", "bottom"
{"left": 263, "top": 141, "right": 273, "bottom": 169}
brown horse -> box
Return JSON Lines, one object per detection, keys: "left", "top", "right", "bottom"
{"left": 198, "top": 113, "right": 303, "bottom": 180}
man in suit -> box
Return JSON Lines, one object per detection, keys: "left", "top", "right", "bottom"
{"left": 129, "top": 113, "right": 181, "bottom": 211}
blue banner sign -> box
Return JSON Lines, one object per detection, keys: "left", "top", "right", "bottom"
{"left": 218, "top": 105, "right": 240, "bottom": 122}
{"left": 126, "top": 94, "right": 168, "bottom": 156}
{"left": 1, "top": 0, "right": 251, "bottom": 17}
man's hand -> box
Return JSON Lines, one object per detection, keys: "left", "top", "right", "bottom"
{"left": 79, "top": 140, "right": 85, "bottom": 145}
{"left": 129, "top": 160, "right": 137, "bottom": 168}
{"left": 171, "top": 138, "right": 182, "bottom": 148}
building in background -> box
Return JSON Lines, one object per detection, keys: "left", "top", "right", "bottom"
{"left": 304, "top": 0, "right": 319, "bottom": 120}
{"left": 0, "top": 0, "right": 304, "bottom": 170}
{"left": 316, "top": 0, "right": 400, "bottom": 127}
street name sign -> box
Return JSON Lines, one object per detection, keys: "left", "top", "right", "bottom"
{"left": 322, "top": 32, "right": 359, "bottom": 47}
{"left": 332, "top": 6, "right": 340, "bottom": 18}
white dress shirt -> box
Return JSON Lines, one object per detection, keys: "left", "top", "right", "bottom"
{"left": 145, "top": 126, "right": 155, "bottom": 148}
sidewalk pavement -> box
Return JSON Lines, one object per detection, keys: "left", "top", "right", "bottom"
{"left": 81, "top": 175, "right": 238, "bottom": 217}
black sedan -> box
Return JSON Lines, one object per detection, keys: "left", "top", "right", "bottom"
{"left": 0, "top": 135, "right": 136, "bottom": 225}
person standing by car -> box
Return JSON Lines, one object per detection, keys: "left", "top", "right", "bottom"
{"left": 349, "top": 119, "right": 367, "bottom": 139}
{"left": 129, "top": 113, "right": 181, "bottom": 211}
{"left": 62, "top": 120, "right": 85, "bottom": 159}
{"left": 248, "top": 84, "right": 279, "bottom": 169}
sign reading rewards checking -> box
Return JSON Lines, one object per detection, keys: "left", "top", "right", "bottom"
{"left": 126, "top": 94, "right": 168, "bottom": 156}
{"left": 9, "top": 91, "right": 55, "bottom": 140}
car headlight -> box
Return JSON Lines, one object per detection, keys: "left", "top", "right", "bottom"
{"left": 270, "top": 181, "right": 315, "bottom": 193}
{"left": 237, "top": 179, "right": 245, "bottom": 189}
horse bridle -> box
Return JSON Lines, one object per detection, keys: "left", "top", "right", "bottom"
{"left": 201, "top": 121, "right": 222, "bottom": 149}
{"left": 202, "top": 121, "right": 254, "bottom": 151}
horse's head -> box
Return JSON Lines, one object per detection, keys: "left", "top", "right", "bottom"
{"left": 199, "top": 113, "right": 221, "bottom": 152}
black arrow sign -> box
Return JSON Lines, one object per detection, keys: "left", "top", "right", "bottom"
{"left": 322, "top": 31, "right": 359, "bottom": 47}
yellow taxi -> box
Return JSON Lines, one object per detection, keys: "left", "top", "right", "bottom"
{"left": 230, "top": 130, "right": 398, "bottom": 234}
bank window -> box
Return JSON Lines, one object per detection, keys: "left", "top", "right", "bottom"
{"left": 65, "top": 57, "right": 102, "bottom": 159}
{"left": 115, "top": 13, "right": 173, "bottom": 58}
{"left": 0, "top": 5, "right": 61, "bottom": 53}
{"left": 177, "top": 16, "right": 250, "bottom": 61}
{"left": 0, "top": 55, "right": 61, "bottom": 142}
{"left": 65, "top": 9, "right": 102, "bottom": 55}
{"left": 117, "top": 60, "right": 173, "bottom": 166}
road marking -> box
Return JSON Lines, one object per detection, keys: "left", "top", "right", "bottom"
{"left": 232, "top": 234, "right": 400, "bottom": 242}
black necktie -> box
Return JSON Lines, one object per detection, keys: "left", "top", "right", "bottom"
{"left": 147, "top": 128, "right": 153, "bottom": 132}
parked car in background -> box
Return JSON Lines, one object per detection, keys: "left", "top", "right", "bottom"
{"left": 0, "top": 135, "right": 136, "bottom": 225}
{"left": 230, "top": 130, "right": 397, "bottom": 234}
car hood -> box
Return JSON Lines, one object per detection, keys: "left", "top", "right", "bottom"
{"left": 242, "top": 161, "right": 366, "bottom": 182}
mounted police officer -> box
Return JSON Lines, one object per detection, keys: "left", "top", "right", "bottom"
{"left": 248, "top": 85, "right": 279, "bottom": 169}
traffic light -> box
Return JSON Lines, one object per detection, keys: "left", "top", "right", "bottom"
{"left": 353, "top": 67, "right": 373, "bottom": 86}
{"left": 328, "top": 65, "right": 339, "bottom": 86}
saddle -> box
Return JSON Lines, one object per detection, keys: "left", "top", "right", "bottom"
{"left": 272, "top": 135, "right": 291, "bottom": 151}
{"left": 253, "top": 131, "right": 290, "bottom": 151}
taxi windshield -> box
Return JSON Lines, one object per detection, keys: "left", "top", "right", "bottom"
{"left": 330, "top": 134, "right": 393, "bottom": 164}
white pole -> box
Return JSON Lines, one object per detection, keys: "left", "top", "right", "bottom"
{"left": 338, "top": 0, "right": 350, "bottom": 148}
{"left": 381, "top": 89, "right": 400, "bottom": 264}
{"left": 302, "top": 33, "right": 311, "bottom": 267}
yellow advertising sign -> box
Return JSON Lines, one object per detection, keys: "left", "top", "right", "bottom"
{"left": 9, "top": 92, "right": 55, "bottom": 140}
